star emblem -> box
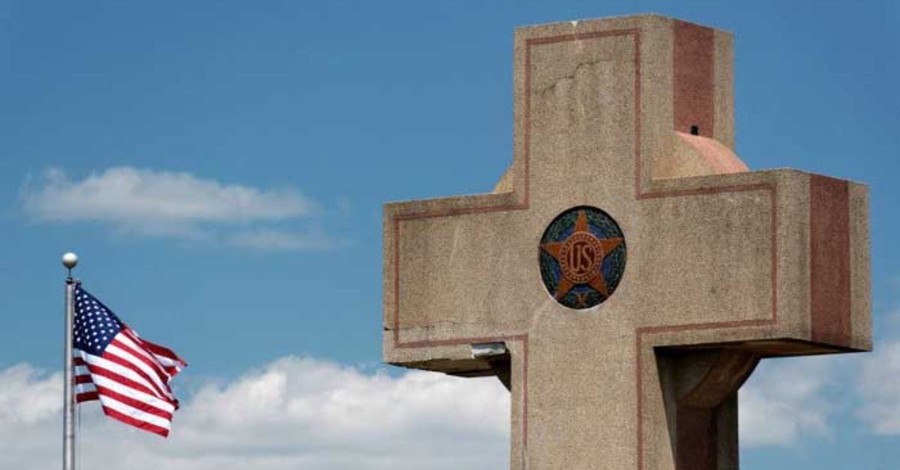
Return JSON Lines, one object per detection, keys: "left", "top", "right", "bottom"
{"left": 540, "top": 210, "right": 624, "bottom": 306}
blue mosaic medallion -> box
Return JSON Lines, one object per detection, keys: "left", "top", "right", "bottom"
{"left": 539, "top": 206, "right": 627, "bottom": 309}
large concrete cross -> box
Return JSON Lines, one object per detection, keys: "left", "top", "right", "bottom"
{"left": 383, "top": 14, "right": 870, "bottom": 470}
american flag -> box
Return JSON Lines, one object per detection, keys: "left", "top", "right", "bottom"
{"left": 72, "top": 285, "right": 187, "bottom": 437}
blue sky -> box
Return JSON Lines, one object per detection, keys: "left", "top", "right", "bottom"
{"left": 1, "top": 1, "right": 898, "bottom": 469}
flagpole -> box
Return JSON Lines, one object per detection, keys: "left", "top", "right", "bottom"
{"left": 62, "top": 252, "right": 78, "bottom": 470}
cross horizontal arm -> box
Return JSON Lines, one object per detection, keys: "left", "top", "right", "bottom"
{"left": 635, "top": 168, "right": 870, "bottom": 354}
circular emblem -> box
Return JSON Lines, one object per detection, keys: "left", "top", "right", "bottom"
{"left": 539, "top": 206, "right": 626, "bottom": 309}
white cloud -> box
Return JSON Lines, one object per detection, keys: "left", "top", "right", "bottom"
{"left": 0, "top": 357, "right": 510, "bottom": 470}
{"left": 857, "top": 295, "right": 900, "bottom": 434}
{"left": 858, "top": 340, "right": 900, "bottom": 434}
{"left": 739, "top": 356, "right": 836, "bottom": 447}
{"left": 0, "top": 364, "right": 62, "bottom": 425}
{"left": 4, "top": 352, "right": 874, "bottom": 468}
{"left": 21, "top": 167, "right": 328, "bottom": 250}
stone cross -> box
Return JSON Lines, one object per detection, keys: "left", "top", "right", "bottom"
{"left": 383, "top": 14, "right": 870, "bottom": 470}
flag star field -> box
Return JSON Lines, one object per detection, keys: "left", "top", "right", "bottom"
{"left": 74, "top": 290, "right": 123, "bottom": 353}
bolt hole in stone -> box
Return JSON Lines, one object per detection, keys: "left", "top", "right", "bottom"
{"left": 690, "top": 125, "right": 700, "bottom": 136}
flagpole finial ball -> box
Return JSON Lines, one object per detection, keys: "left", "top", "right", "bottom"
{"left": 62, "top": 252, "right": 78, "bottom": 270}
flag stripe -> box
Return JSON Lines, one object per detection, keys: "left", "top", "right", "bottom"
{"left": 123, "top": 329, "right": 186, "bottom": 375}
{"left": 139, "top": 336, "right": 187, "bottom": 368}
{"left": 80, "top": 349, "right": 167, "bottom": 400}
{"left": 101, "top": 405, "right": 170, "bottom": 438}
{"left": 114, "top": 336, "right": 173, "bottom": 382}
{"left": 123, "top": 328, "right": 179, "bottom": 358}
{"left": 75, "top": 382, "right": 97, "bottom": 393}
{"left": 99, "top": 394, "right": 172, "bottom": 430}
{"left": 90, "top": 371, "right": 176, "bottom": 413}
{"left": 76, "top": 391, "right": 99, "bottom": 403}
{"left": 98, "top": 345, "right": 172, "bottom": 400}
{"left": 75, "top": 375, "right": 93, "bottom": 385}
{"left": 93, "top": 383, "right": 174, "bottom": 419}
{"left": 83, "top": 355, "right": 171, "bottom": 404}
{"left": 106, "top": 342, "right": 173, "bottom": 398}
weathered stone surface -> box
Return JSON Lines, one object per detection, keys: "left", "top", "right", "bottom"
{"left": 383, "top": 14, "right": 870, "bottom": 470}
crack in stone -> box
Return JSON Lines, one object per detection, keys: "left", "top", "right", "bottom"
{"left": 534, "top": 58, "right": 610, "bottom": 96}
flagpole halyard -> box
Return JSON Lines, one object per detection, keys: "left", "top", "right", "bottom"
{"left": 62, "top": 252, "right": 78, "bottom": 470}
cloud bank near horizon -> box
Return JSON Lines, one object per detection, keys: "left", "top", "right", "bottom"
{"left": 2, "top": 345, "right": 897, "bottom": 469}
{"left": 0, "top": 357, "right": 510, "bottom": 470}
